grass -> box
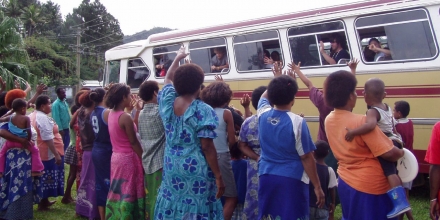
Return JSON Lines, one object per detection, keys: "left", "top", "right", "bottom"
{"left": 31, "top": 166, "right": 431, "bottom": 220}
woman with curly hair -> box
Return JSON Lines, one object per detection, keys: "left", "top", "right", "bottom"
{"left": 75, "top": 90, "right": 99, "bottom": 219}
{"left": 201, "top": 81, "right": 237, "bottom": 220}
{"left": 154, "top": 46, "right": 225, "bottom": 219}
{"left": 105, "top": 83, "right": 145, "bottom": 219}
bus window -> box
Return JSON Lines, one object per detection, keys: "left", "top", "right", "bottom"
{"left": 189, "top": 38, "right": 228, "bottom": 74}
{"left": 356, "top": 9, "right": 437, "bottom": 63}
{"left": 127, "top": 58, "right": 150, "bottom": 89}
{"left": 106, "top": 60, "right": 121, "bottom": 84}
{"left": 153, "top": 44, "right": 183, "bottom": 77}
{"left": 233, "top": 30, "right": 283, "bottom": 72}
{"left": 288, "top": 20, "right": 350, "bottom": 67}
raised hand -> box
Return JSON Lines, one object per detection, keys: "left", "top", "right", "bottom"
{"left": 240, "top": 94, "right": 250, "bottom": 108}
{"left": 348, "top": 58, "right": 360, "bottom": 72}
{"left": 14, "top": 80, "right": 20, "bottom": 89}
{"left": 214, "top": 74, "right": 223, "bottom": 82}
{"left": 284, "top": 68, "right": 296, "bottom": 80}
{"left": 272, "top": 62, "right": 283, "bottom": 78}
{"left": 176, "top": 46, "right": 189, "bottom": 60}
{"left": 36, "top": 83, "right": 47, "bottom": 95}
{"left": 288, "top": 62, "right": 301, "bottom": 74}
{"left": 368, "top": 44, "right": 379, "bottom": 52}
{"left": 133, "top": 95, "right": 143, "bottom": 111}
{"left": 319, "top": 41, "right": 325, "bottom": 53}
{"left": 185, "top": 59, "right": 192, "bottom": 64}
{"left": 264, "top": 56, "right": 274, "bottom": 65}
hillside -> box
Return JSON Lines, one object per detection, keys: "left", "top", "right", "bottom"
{"left": 123, "top": 27, "right": 174, "bottom": 43}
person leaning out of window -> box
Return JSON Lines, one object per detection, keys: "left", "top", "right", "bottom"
{"left": 319, "top": 34, "right": 350, "bottom": 65}
{"left": 211, "top": 47, "right": 229, "bottom": 73}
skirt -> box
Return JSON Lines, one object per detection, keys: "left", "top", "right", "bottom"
{"left": 105, "top": 151, "right": 145, "bottom": 219}
{"left": 338, "top": 178, "right": 397, "bottom": 220}
{"left": 64, "top": 144, "right": 78, "bottom": 165}
{"left": 92, "top": 144, "right": 112, "bottom": 207}
{"left": 41, "top": 157, "right": 65, "bottom": 198}
{"left": 76, "top": 151, "right": 100, "bottom": 219}
{"left": 243, "top": 149, "right": 260, "bottom": 220}
{"left": 258, "top": 174, "right": 309, "bottom": 220}
{"left": 145, "top": 169, "right": 162, "bottom": 220}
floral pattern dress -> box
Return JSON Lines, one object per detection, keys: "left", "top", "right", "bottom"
{"left": 154, "top": 84, "right": 223, "bottom": 220}
{"left": 238, "top": 115, "right": 260, "bottom": 220}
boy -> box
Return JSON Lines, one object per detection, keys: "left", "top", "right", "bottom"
{"left": 394, "top": 100, "right": 415, "bottom": 220}
{"left": 309, "top": 140, "right": 337, "bottom": 220}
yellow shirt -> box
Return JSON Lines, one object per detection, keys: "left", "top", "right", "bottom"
{"left": 325, "top": 109, "right": 394, "bottom": 195}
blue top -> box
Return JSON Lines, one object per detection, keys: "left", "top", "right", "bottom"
{"left": 213, "top": 108, "right": 229, "bottom": 153}
{"left": 51, "top": 98, "right": 71, "bottom": 130}
{"left": 91, "top": 106, "right": 111, "bottom": 146}
{"left": 231, "top": 159, "right": 247, "bottom": 204}
{"left": 8, "top": 116, "right": 29, "bottom": 138}
{"left": 154, "top": 84, "right": 223, "bottom": 219}
{"left": 257, "top": 98, "right": 316, "bottom": 183}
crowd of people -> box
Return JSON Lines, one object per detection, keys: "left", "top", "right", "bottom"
{"left": 0, "top": 45, "right": 438, "bottom": 220}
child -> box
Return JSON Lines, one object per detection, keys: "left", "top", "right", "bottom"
{"left": 201, "top": 81, "right": 238, "bottom": 220}
{"left": 0, "top": 98, "right": 44, "bottom": 177}
{"left": 309, "top": 140, "right": 337, "bottom": 220}
{"left": 345, "top": 78, "right": 410, "bottom": 218}
{"left": 230, "top": 143, "right": 247, "bottom": 220}
{"left": 394, "top": 100, "right": 415, "bottom": 220}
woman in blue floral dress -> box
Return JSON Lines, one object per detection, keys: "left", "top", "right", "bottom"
{"left": 154, "top": 46, "right": 225, "bottom": 220}
{"left": 238, "top": 86, "right": 266, "bottom": 220}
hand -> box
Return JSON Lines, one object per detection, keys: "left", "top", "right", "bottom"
{"left": 284, "top": 68, "right": 295, "bottom": 79}
{"left": 59, "top": 130, "right": 64, "bottom": 136}
{"left": 54, "top": 154, "right": 62, "bottom": 165}
{"left": 271, "top": 62, "right": 283, "bottom": 78}
{"left": 369, "top": 44, "right": 379, "bottom": 52}
{"left": 314, "top": 187, "right": 325, "bottom": 208}
{"left": 329, "top": 203, "right": 335, "bottom": 214}
{"left": 345, "top": 127, "right": 355, "bottom": 142}
{"left": 430, "top": 199, "right": 439, "bottom": 220}
{"left": 287, "top": 62, "right": 301, "bottom": 74}
{"left": 348, "top": 58, "right": 359, "bottom": 72}
{"left": 156, "top": 64, "right": 164, "bottom": 69}
{"left": 240, "top": 94, "right": 250, "bottom": 108}
{"left": 215, "top": 176, "right": 225, "bottom": 199}
{"left": 319, "top": 41, "right": 325, "bottom": 53}
{"left": 176, "top": 46, "right": 189, "bottom": 60}
{"left": 14, "top": 80, "right": 20, "bottom": 89}
{"left": 214, "top": 74, "right": 223, "bottom": 82}
{"left": 36, "top": 83, "right": 47, "bottom": 94}
{"left": 132, "top": 95, "right": 143, "bottom": 111}
{"left": 19, "top": 138, "right": 31, "bottom": 149}
{"left": 27, "top": 103, "right": 35, "bottom": 109}
{"left": 264, "top": 56, "right": 273, "bottom": 65}
{"left": 299, "top": 113, "right": 304, "bottom": 117}
{"left": 184, "top": 59, "right": 192, "bottom": 64}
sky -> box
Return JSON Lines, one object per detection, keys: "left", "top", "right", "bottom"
{"left": 44, "top": 0, "right": 358, "bottom": 36}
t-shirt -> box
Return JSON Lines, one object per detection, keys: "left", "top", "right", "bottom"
{"left": 425, "top": 122, "right": 440, "bottom": 165}
{"left": 331, "top": 49, "right": 350, "bottom": 64}
{"left": 324, "top": 109, "right": 394, "bottom": 195}
{"left": 211, "top": 55, "right": 228, "bottom": 72}
{"left": 309, "top": 164, "right": 337, "bottom": 208}
{"left": 396, "top": 118, "right": 414, "bottom": 151}
{"left": 309, "top": 87, "right": 333, "bottom": 142}
{"left": 257, "top": 98, "right": 316, "bottom": 183}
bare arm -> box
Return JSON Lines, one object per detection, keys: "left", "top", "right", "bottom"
{"left": 0, "top": 129, "right": 30, "bottom": 148}
{"left": 345, "top": 109, "right": 379, "bottom": 141}
{"left": 44, "top": 139, "right": 62, "bottom": 165}
{"left": 70, "top": 111, "right": 79, "bottom": 129}
{"left": 223, "top": 110, "right": 237, "bottom": 149}
{"left": 201, "top": 138, "right": 225, "bottom": 198}
{"left": 240, "top": 94, "right": 252, "bottom": 119}
{"left": 120, "top": 113, "right": 143, "bottom": 158}
{"left": 164, "top": 46, "right": 189, "bottom": 85}
{"left": 379, "top": 146, "right": 404, "bottom": 162}
{"left": 347, "top": 58, "right": 359, "bottom": 75}
{"left": 26, "top": 117, "right": 31, "bottom": 141}
{"left": 329, "top": 187, "right": 336, "bottom": 214}
{"left": 27, "top": 84, "right": 47, "bottom": 105}
{"left": 0, "top": 115, "right": 11, "bottom": 123}
{"left": 301, "top": 152, "right": 325, "bottom": 208}
{"left": 293, "top": 67, "right": 314, "bottom": 90}
{"left": 238, "top": 141, "right": 259, "bottom": 161}
{"left": 430, "top": 165, "right": 440, "bottom": 219}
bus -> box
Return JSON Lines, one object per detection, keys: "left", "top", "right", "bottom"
{"left": 104, "top": 0, "right": 440, "bottom": 174}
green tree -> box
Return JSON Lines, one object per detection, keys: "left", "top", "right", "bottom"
{"left": 3, "top": 0, "right": 22, "bottom": 18}
{"left": 38, "top": 1, "right": 62, "bottom": 36}
{"left": 0, "top": 10, "right": 31, "bottom": 89}
{"left": 20, "top": 4, "right": 45, "bottom": 37}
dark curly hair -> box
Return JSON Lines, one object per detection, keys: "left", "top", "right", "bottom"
{"left": 324, "top": 70, "right": 357, "bottom": 108}
{"left": 267, "top": 75, "right": 298, "bottom": 106}
{"left": 139, "top": 81, "right": 159, "bottom": 102}
{"left": 251, "top": 86, "right": 267, "bottom": 110}
{"left": 36, "top": 95, "right": 50, "bottom": 110}
{"left": 89, "top": 88, "right": 106, "bottom": 104}
{"left": 314, "top": 140, "right": 330, "bottom": 160}
{"left": 394, "top": 100, "right": 410, "bottom": 118}
{"left": 11, "top": 98, "right": 27, "bottom": 112}
{"left": 56, "top": 87, "right": 64, "bottom": 94}
{"left": 201, "top": 81, "right": 232, "bottom": 108}
{"left": 0, "top": 91, "right": 7, "bottom": 107}
{"left": 70, "top": 105, "right": 80, "bottom": 115}
{"left": 174, "top": 64, "right": 205, "bottom": 96}
{"left": 79, "top": 90, "right": 94, "bottom": 108}
{"left": 5, "top": 89, "right": 27, "bottom": 109}
{"left": 0, "top": 106, "right": 9, "bottom": 118}
{"left": 104, "top": 83, "right": 131, "bottom": 109}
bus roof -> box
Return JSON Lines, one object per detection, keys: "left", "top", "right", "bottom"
{"left": 105, "top": 0, "right": 434, "bottom": 61}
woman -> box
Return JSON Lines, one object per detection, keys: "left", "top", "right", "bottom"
{"left": 238, "top": 86, "right": 266, "bottom": 219}
{"left": 75, "top": 90, "right": 99, "bottom": 219}
{"left": 368, "top": 38, "right": 392, "bottom": 61}
{"left": 323, "top": 70, "right": 404, "bottom": 220}
{"left": 29, "top": 95, "right": 64, "bottom": 210}
{"left": 90, "top": 88, "right": 112, "bottom": 220}
{"left": 154, "top": 46, "right": 225, "bottom": 219}
{"left": 105, "top": 83, "right": 145, "bottom": 219}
